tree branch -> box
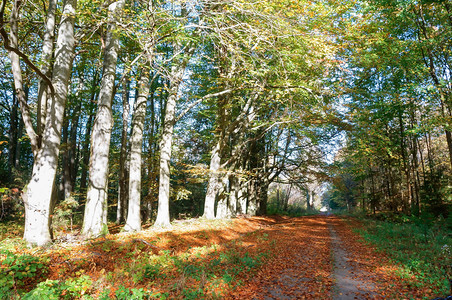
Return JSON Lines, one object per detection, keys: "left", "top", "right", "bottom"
{"left": 0, "top": 28, "right": 55, "bottom": 96}
{"left": 174, "top": 88, "right": 235, "bottom": 123}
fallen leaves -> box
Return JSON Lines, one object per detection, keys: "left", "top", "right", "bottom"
{"left": 2, "top": 215, "right": 445, "bottom": 298}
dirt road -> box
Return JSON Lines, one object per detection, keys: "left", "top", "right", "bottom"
{"left": 229, "top": 215, "right": 387, "bottom": 299}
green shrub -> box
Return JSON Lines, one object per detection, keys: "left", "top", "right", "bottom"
{"left": 144, "top": 263, "right": 161, "bottom": 280}
{"left": 22, "top": 275, "right": 93, "bottom": 299}
{"left": 52, "top": 196, "right": 79, "bottom": 232}
{"left": 22, "top": 280, "right": 61, "bottom": 300}
{"left": 99, "top": 286, "right": 159, "bottom": 300}
{"left": 0, "top": 250, "right": 48, "bottom": 297}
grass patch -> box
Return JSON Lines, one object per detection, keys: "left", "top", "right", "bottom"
{"left": 352, "top": 215, "right": 452, "bottom": 297}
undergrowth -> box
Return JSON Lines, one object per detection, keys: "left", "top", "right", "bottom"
{"left": 352, "top": 214, "right": 452, "bottom": 298}
{"left": 0, "top": 218, "right": 271, "bottom": 299}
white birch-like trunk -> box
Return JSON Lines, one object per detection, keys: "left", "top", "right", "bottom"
{"left": 237, "top": 176, "right": 247, "bottom": 214}
{"left": 22, "top": 0, "right": 77, "bottom": 246}
{"left": 154, "top": 40, "right": 191, "bottom": 227}
{"left": 203, "top": 141, "right": 220, "bottom": 219}
{"left": 227, "top": 175, "right": 237, "bottom": 217}
{"left": 216, "top": 175, "right": 229, "bottom": 219}
{"left": 117, "top": 77, "right": 130, "bottom": 224}
{"left": 154, "top": 90, "right": 177, "bottom": 227}
{"left": 83, "top": 0, "right": 125, "bottom": 237}
{"left": 124, "top": 70, "right": 149, "bottom": 232}
{"left": 36, "top": 0, "right": 56, "bottom": 135}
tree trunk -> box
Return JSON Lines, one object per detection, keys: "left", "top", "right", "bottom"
{"left": 8, "top": 89, "right": 19, "bottom": 180}
{"left": 117, "top": 77, "right": 130, "bottom": 224}
{"left": 257, "top": 178, "right": 269, "bottom": 216}
{"left": 203, "top": 141, "right": 221, "bottom": 219}
{"left": 154, "top": 39, "right": 193, "bottom": 227}
{"left": 236, "top": 173, "right": 247, "bottom": 215}
{"left": 228, "top": 174, "right": 240, "bottom": 216}
{"left": 83, "top": 0, "right": 125, "bottom": 237}
{"left": 247, "top": 179, "right": 258, "bottom": 216}
{"left": 124, "top": 69, "right": 150, "bottom": 232}
{"left": 36, "top": 0, "right": 56, "bottom": 137}
{"left": 154, "top": 81, "right": 178, "bottom": 227}
{"left": 216, "top": 175, "right": 230, "bottom": 218}
{"left": 21, "top": 0, "right": 77, "bottom": 246}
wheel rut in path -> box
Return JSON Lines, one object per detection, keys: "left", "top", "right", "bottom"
{"left": 229, "top": 216, "right": 385, "bottom": 299}
{"left": 328, "top": 217, "right": 378, "bottom": 299}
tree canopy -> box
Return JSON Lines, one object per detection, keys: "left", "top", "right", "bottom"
{"left": 0, "top": 0, "right": 450, "bottom": 246}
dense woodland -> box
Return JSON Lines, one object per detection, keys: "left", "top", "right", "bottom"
{"left": 0, "top": 0, "right": 450, "bottom": 246}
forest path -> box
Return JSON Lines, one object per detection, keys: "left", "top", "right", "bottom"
{"left": 229, "top": 215, "right": 385, "bottom": 299}
{"left": 328, "top": 217, "right": 380, "bottom": 299}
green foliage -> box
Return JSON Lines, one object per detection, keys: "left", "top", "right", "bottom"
{"left": 22, "top": 275, "right": 92, "bottom": 299}
{"left": 0, "top": 250, "right": 49, "bottom": 297}
{"left": 22, "top": 280, "right": 61, "bottom": 300}
{"left": 181, "top": 287, "right": 205, "bottom": 299}
{"left": 143, "top": 263, "right": 161, "bottom": 281}
{"left": 52, "top": 196, "right": 79, "bottom": 232}
{"left": 98, "top": 286, "right": 166, "bottom": 300}
{"left": 114, "top": 286, "right": 149, "bottom": 300}
{"left": 267, "top": 200, "right": 309, "bottom": 217}
{"left": 0, "top": 188, "right": 24, "bottom": 221}
{"left": 354, "top": 216, "right": 452, "bottom": 296}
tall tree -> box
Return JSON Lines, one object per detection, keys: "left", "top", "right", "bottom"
{"left": 82, "top": 0, "right": 125, "bottom": 237}
{"left": 1, "top": 0, "right": 78, "bottom": 245}
{"left": 124, "top": 67, "right": 150, "bottom": 232}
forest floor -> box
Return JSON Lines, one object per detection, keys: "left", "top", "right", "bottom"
{"left": 0, "top": 215, "right": 449, "bottom": 299}
{"left": 229, "top": 215, "right": 426, "bottom": 299}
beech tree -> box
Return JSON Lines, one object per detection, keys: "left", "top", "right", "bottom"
{"left": 0, "top": 0, "right": 77, "bottom": 245}
{"left": 124, "top": 68, "right": 150, "bottom": 232}
{"left": 82, "top": 0, "right": 125, "bottom": 237}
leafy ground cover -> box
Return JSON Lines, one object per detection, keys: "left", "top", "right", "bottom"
{"left": 0, "top": 217, "right": 278, "bottom": 299}
{"left": 347, "top": 215, "right": 452, "bottom": 299}
{"left": 1, "top": 215, "right": 451, "bottom": 299}
{"left": 229, "top": 215, "right": 333, "bottom": 299}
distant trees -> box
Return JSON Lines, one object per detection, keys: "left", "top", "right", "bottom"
{"left": 327, "top": 0, "right": 451, "bottom": 216}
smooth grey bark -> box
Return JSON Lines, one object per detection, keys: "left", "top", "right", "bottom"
{"left": 117, "top": 77, "right": 130, "bottom": 224}
{"left": 154, "top": 39, "right": 194, "bottom": 227}
{"left": 36, "top": 0, "right": 56, "bottom": 136}
{"left": 236, "top": 173, "right": 248, "bottom": 214}
{"left": 203, "top": 141, "right": 220, "bottom": 219}
{"left": 206, "top": 94, "right": 257, "bottom": 217}
{"left": 83, "top": 0, "right": 125, "bottom": 237}
{"left": 216, "top": 175, "right": 230, "bottom": 218}
{"left": 154, "top": 78, "right": 179, "bottom": 227}
{"left": 7, "top": 0, "right": 38, "bottom": 155}
{"left": 79, "top": 72, "right": 99, "bottom": 194}
{"left": 21, "top": 0, "right": 77, "bottom": 246}
{"left": 124, "top": 70, "right": 150, "bottom": 232}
